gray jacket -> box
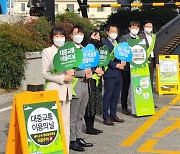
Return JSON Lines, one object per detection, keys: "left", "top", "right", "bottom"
{"left": 73, "top": 69, "right": 89, "bottom": 99}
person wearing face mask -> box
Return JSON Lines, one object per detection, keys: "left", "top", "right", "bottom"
{"left": 88, "top": 29, "right": 102, "bottom": 49}
{"left": 70, "top": 25, "right": 84, "bottom": 49}
{"left": 69, "top": 25, "right": 93, "bottom": 152}
{"left": 139, "top": 20, "right": 159, "bottom": 93}
{"left": 42, "top": 26, "right": 74, "bottom": 153}
{"left": 84, "top": 29, "right": 104, "bottom": 135}
{"left": 119, "top": 21, "right": 140, "bottom": 115}
{"left": 102, "top": 25, "right": 125, "bottom": 126}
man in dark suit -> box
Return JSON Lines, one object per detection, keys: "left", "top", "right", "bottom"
{"left": 102, "top": 24, "right": 125, "bottom": 126}
{"left": 119, "top": 21, "right": 140, "bottom": 115}
{"left": 139, "top": 20, "right": 159, "bottom": 91}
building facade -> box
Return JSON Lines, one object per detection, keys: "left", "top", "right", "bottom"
{"left": 12, "top": 0, "right": 118, "bottom": 20}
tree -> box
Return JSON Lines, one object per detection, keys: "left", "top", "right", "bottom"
{"left": 77, "top": 0, "right": 88, "bottom": 18}
{"left": 102, "top": 8, "right": 178, "bottom": 35}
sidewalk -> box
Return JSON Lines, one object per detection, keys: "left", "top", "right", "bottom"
{"left": 0, "top": 90, "right": 179, "bottom": 154}
{"left": 70, "top": 93, "right": 177, "bottom": 154}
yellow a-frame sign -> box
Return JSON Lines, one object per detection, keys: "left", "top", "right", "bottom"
{"left": 156, "top": 55, "right": 180, "bottom": 95}
{"left": 6, "top": 90, "right": 67, "bottom": 154}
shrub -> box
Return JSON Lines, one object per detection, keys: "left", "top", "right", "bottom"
{"left": 55, "top": 11, "right": 95, "bottom": 43}
{"left": 24, "top": 16, "right": 51, "bottom": 46}
{"left": 0, "top": 17, "right": 51, "bottom": 90}
{"left": 0, "top": 23, "right": 26, "bottom": 90}
{"left": 0, "top": 12, "right": 96, "bottom": 90}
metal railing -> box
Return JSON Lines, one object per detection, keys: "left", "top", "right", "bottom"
{"left": 155, "top": 15, "right": 180, "bottom": 54}
{"left": 80, "top": 2, "right": 180, "bottom": 8}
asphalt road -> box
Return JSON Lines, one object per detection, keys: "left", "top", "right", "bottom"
{"left": 0, "top": 94, "right": 180, "bottom": 154}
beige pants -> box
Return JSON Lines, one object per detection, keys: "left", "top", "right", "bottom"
{"left": 61, "top": 101, "right": 70, "bottom": 154}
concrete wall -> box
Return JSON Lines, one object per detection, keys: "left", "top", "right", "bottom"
{"left": 21, "top": 52, "right": 44, "bottom": 90}
{"left": 0, "top": 16, "right": 44, "bottom": 91}
{"left": 0, "top": 15, "right": 20, "bottom": 23}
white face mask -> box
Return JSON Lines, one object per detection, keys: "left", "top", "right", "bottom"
{"left": 53, "top": 37, "right": 65, "bottom": 47}
{"left": 109, "top": 33, "right": 118, "bottom": 40}
{"left": 73, "top": 34, "right": 84, "bottom": 44}
{"left": 130, "top": 29, "right": 139, "bottom": 36}
{"left": 144, "top": 27, "right": 152, "bottom": 34}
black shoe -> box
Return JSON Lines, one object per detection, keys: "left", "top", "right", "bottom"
{"left": 122, "top": 108, "right": 130, "bottom": 115}
{"left": 103, "top": 118, "right": 115, "bottom": 126}
{"left": 77, "top": 138, "right": 93, "bottom": 147}
{"left": 111, "top": 116, "right": 125, "bottom": 123}
{"left": 86, "top": 129, "right": 100, "bottom": 135}
{"left": 69, "top": 141, "right": 85, "bottom": 152}
{"left": 93, "top": 128, "right": 103, "bottom": 133}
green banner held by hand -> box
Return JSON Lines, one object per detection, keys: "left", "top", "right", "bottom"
{"left": 98, "top": 45, "right": 110, "bottom": 67}
{"left": 53, "top": 42, "right": 83, "bottom": 71}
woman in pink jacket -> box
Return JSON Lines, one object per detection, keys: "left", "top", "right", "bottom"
{"left": 42, "top": 26, "right": 74, "bottom": 153}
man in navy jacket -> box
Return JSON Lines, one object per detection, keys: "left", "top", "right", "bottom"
{"left": 102, "top": 24, "right": 125, "bottom": 126}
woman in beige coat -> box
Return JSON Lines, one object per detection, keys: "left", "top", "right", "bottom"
{"left": 42, "top": 26, "right": 74, "bottom": 153}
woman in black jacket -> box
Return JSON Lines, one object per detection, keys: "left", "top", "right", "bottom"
{"left": 84, "top": 29, "right": 104, "bottom": 135}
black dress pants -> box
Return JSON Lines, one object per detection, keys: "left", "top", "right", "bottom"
{"left": 121, "top": 70, "right": 130, "bottom": 109}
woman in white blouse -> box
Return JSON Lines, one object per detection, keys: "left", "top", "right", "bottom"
{"left": 42, "top": 26, "right": 74, "bottom": 153}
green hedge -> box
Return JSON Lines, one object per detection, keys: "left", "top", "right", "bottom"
{"left": 56, "top": 11, "right": 95, "bottom": 37}
{"left": 0, "top": 12, "right": 95, "bottom": 90}
{"left": 55, "top": 11, "right": 95, "bottom": 43}
{"left": 0, "top": 18, "right": 51, "bottom": 90}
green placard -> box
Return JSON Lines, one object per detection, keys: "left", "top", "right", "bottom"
{"left": 159, "top": 58, "right": 178, "bottom": 83}
{"left": 23, "top": 101, "right": 64, "bottom": 154}
{"left": 128, "top": 39, "right": 155, "bottom": 117}
{"left": 98, "top": 45, "right": 110, "bottom": 67}
{"left": 53, "top": 42, "right": 83, "bottom": 71}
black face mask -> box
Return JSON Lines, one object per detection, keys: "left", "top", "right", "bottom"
{"left": 90, "top": 38, "right": 101, "bottom": 49}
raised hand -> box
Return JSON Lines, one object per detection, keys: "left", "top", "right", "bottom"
{"left": 85, "top": 68, "right": 92, "bottom": 79}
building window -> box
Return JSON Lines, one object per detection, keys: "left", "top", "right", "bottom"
{"left": 97, "top": 7, "right": 104, "bottom": 12}
{"left": 67, "top": 4, "right": 74, "bottom": 11}
{"left": 21, "top": 3, "right": 25, "bottom": 11}
{"left": 55, "top": 4, "right": 58, "bottom": 13}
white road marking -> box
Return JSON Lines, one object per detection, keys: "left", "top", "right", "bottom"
{"left": 0, "top": 106, "right": 12, "bottom": 113}
{"left": 172, "top": 106, "right": 180, "bottom": 109}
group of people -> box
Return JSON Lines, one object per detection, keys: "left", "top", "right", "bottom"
{"left": 42, "top": 20, "right": 158, "bottom": 153}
